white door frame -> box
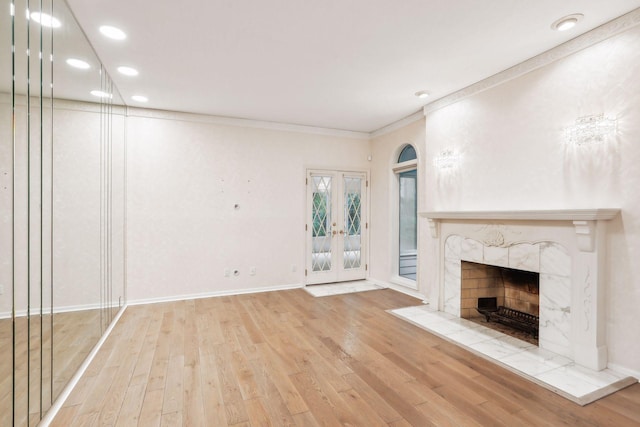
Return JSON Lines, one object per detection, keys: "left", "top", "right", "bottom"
{"left": 305, "top": 169, "right": 369, "bottom": 285}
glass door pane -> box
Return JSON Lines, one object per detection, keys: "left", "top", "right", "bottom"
{"left": 399, "top": 169, "right": 417, "bottom": 280}
{"left": 343, "top": 176, "right": 362, "bottom": 270}
{"left": 311, "top": 175, "right": 333, "bottom": 272}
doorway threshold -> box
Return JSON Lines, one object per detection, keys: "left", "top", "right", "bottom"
{"left": 304, "top": 280, "right": 383, "bottom": 297}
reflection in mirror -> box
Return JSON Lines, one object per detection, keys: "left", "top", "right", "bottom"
{"left": 51, "top": 0, "right": 126, "bottom": 412}
{"left": 101, "top": 75, "right": 126, "bottom": 333}
{"left": 0, "top": 1, "right": 13, "bottom": 423}
{"left": 50, "top": 2, "right": 104, "bottom": 403}
{"left": 1, "top": 0, "right": 126, "bottom": 424}
{"left": 1, "top": 0, "right": 55, "bottom": 424}
{"left": 50, "top": 71, "right": 126, "bottom": 400}
{"left": 0, "top": 0, "right": 9, "bottom": 426}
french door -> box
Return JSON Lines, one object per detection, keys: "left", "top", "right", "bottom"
{"left": 306, "top": 170, "right": 368, "bottom": 284}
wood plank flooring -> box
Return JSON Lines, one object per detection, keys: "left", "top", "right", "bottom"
{"left": 51, "top": 289, "right": 640, "bottom": 426}
{"left": 0, "top": 309, "right": 102, "bottom": 427}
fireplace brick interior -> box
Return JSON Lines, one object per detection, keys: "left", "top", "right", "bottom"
{"left": 460, "top": 261, "right": 539, "bottom": 320}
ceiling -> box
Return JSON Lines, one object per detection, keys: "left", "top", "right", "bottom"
{"left": 65, "top": 0, "right": 640, "bottom": 133}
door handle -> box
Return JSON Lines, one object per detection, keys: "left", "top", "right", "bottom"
{"left": 339, "top": 230, "right": 344, "bottom": 235}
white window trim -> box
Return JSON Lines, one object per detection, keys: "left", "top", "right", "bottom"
{"left": 390, "top": 274, "right": 419, "bottom": 290}
{"left": 392, "top": 154, "right": 418, "bottom": 287}
{"left": 392, "top": 159, "right": 417, "bottom": 173}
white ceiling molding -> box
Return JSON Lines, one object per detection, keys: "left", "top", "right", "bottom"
{"left": 0, "top": 93, "right": 127, "bottom": 116}
{"left": 126, "top": 107, "right": 371, "bottom": 140}
{"left": 423, "top": 7, "right": 640, "bottom": 116}
{"left": 370, "top": 110, "right": 425, "bottom": 139}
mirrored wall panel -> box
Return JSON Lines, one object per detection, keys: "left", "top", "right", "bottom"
{"left": 1, "top": 0, "right": 126, "bottom": 425}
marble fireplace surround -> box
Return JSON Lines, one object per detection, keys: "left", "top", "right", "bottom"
{"left": 421, "top": 209, "right": 620, "bottom": 371}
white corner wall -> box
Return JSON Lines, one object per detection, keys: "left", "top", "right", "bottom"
{"left": 126, "top": 111, "right": 370, "bottom": 303}
{"left": 422, "top": 25, "right": 640, "bottom": 374}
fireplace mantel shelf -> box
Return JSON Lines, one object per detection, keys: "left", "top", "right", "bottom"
{"left": 419, "top": 209, "right": 620, "bottom": 221}
{"left": 420, "top": 209, "right": 620, "bottom": 252}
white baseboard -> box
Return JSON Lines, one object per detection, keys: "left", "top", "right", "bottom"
{"left": 39, "top": 305, "right": 127, "bottom": 427}
{"left": 127, "top": 282, "right": 304, "bottom": 306}
{"left": 607, "top": 362, "right": 640, "bottom": 381}
{"left": 0, "top": 302, "right": 105, "bottom": 320}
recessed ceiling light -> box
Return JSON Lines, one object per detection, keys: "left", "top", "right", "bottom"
{"left": 551, "top": 14, "right": 584, "bottom": 31}
{"left": 415, "top": 90, "right": 430, "bottom": 99}
{"left": 131, "top": 95, "right": 148, "bottom": 103}
{"left": 30, "top": 11, "right": 61, "bottom": 28}
{"left": 66, "top": 58, "right": 90, "bottom": 69}
{"left": 90, "top": 90, "right": 113, "bottom": 99}
{"left": 99, "top": 25, "right": 127, "bottom": 40}
{"left": 117, "top": 66, "right": 139, "bottom": 76}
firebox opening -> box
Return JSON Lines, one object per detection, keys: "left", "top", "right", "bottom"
{"left": 460, "top": 261, "right": 540, "bottom": 345}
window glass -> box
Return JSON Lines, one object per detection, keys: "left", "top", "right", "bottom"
{"left": 398, "top": 169, "right": 417, "bottom": 280}
{"left": 398, "top": 145, "right": 417, "bottom": 163}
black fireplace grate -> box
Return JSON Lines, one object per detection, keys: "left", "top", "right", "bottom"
{"left": 476, "top": 297, "right": 539, "bottom": 338}
{"left": 490, "top": 306, "right": 539, "bottom": 338}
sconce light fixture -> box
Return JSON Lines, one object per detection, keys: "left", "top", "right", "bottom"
{"left": 564, "top": 114, "right": 617, "bottom": 146}
{"left": 433, "top": 149, "right": 460, "bottom": 170}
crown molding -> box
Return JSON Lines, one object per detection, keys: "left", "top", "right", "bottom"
{"left": 370, "top": 110, "right": 425, "bottom": 138}
{"left": 0, "top": 92, "right": 126, "bottom": 115}
{"left": 423, "top": 7, "right": 640, "bottom": 115}
{"left": 126, "top": 106, "right": 370, "bottom": 140}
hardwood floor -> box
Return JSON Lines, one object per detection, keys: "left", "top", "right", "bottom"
{"left": 0, "top": 309, "right": 102, "bottom": 427}
{"left": 51, "top": 289, "right": 640, "bottom": 426}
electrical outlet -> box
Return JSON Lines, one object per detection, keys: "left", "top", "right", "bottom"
{"left": 249, "top": 267, "right": 256, "bottom": 276}
{"left": 224, "top": 269, "right": 230, "bottom": 277}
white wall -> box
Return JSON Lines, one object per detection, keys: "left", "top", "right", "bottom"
{"left": 0, "top": 97, "right": 125, "bottom": 316}
{"left": 422, "top": 25, "right": 640, "bottom": 374}
{"left": 125, "top": 110, "right": 370, "bottom": 303}
{"left": 0, "top": 96, "right": 55, "bottom": 316}
{"left": 52, "top": 105, "right": 126, "bottom": 312}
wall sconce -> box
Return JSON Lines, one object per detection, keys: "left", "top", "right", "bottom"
{"left": 433, "top": 149, "right": 461, "bottom": 170}
{"left": 564, "top": 114, "right": 617, "bottom": 146}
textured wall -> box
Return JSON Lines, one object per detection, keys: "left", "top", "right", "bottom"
{"left": 422, "top": 25, "right": 640, "bottom": 374}
{"left": 0, "top": 99, "right": 126, "bottom": 316}
{"left": 126, "top": 111, "right": 370, "bottom": 303}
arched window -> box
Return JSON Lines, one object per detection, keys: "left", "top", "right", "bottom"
{"left": 393, "top": 145, "right": 418, "bottom": 283}
{"left": 398, "top": 145, "right": 417, "bottom": 163}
